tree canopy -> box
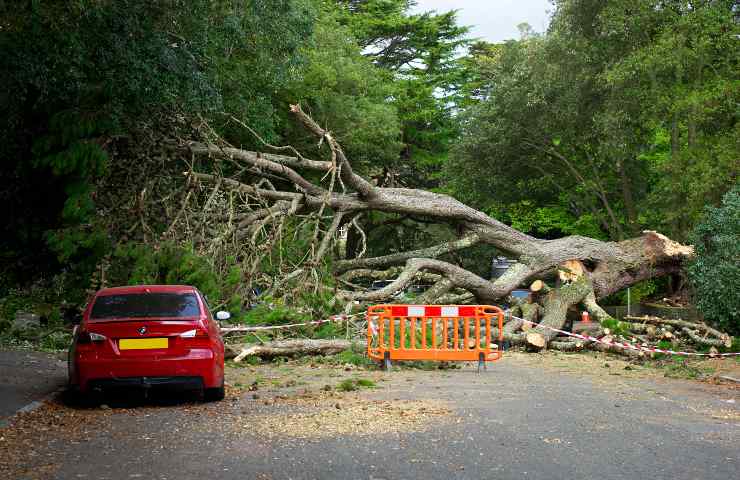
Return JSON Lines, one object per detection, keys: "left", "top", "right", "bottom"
{"left": 0, "top": 0, "right": 737, "bottom": 332}
{"left": 448, "top": 0, "right": 738, "bottom": 242}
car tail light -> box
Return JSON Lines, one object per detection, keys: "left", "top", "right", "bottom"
{"left": 77, "top": 331, "right": 107, "bottom": 344}
{"left": 179, "top": 328, "right": 210, "bottom": 347}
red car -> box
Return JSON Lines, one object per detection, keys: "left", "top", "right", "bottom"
{"left": 68, "top": 285, "right": 226, "bottom": 402}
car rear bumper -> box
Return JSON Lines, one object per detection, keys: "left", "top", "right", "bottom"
{"left": 73, "top": 351, "right": 222, "bottom": 392}
{"left": 88, "top": 376, "right": 204, "bottom": 392}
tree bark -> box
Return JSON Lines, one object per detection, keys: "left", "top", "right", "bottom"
{"left": 525, "top": 276, "right": 592, "bottom": 350}
{"left": 233, "top": 339, "right": 354, "bottom": 362}
{"left": 187, "top": 105, "right": 694, "bottom": 324}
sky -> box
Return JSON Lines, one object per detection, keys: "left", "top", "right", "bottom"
{"left": 411, "top": 0, "right": 553, "bottom": 43}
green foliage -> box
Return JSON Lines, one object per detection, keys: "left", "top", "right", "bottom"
{"left": 336, "top": 377, "right": 375, "bottom": 391}
{"left": 2, "top": 0, "right": 736, "bottom": 339}
{"left": 208, "top": 0, "right": 316, "bottom": 144}
{"left": 240, "top": 296, "right": 341, "bottom": 339}
{"left": 652, "top": 339, "right": 676, "bottom": 360}
{"left": 688, "top": 185, "right": 740, "bottom": 335}
{"left": 334, "top": 348, "right": 372, "bottom": 367}
{"left": 599, "top": 317, "right": 634, "bottom": 337}
{"left": 449, "top": 0, "right": 738, "bottom": 242}
{"left": 0, "top": 282, "right": 75, "bottom": 351}
{"left": 660, "top": 358, "right": 712, "bottom": 380}
{"left": 0, "top": 289, "right": 35, "bottom": 325}
{"left": 1, "top": 0, "right": 317, "bottom": 292}
{"left": 336, "top": 378, "right": 358, "bottom": 391}
{"left": 284, "top": 8, "right": 401, "bottom": 171}
{"left": 108, "top": 241, "right": 228, "bottom": 309}
{"left": 602, "top": 279, "right": 658, "bottom": 307}
{"left": 242, "top": 303, "right": 311, "bottom": 326}
{"left": 335, "top": 0, "right": 471, "bottom": 187}
{"left": 0, "top": 327, "right": 70, "bottom": 352}
{"left": 490, "top": 201, "right": 606, "bottom": 239}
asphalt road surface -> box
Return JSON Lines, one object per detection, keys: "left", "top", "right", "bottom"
{"left": 1, "top": 351, "right": 738, "bottom": 480}
{"left": 0, "top": 350, "right": 66, "bottom": 420}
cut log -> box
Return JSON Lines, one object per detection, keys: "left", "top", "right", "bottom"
{"left": 525, "top": 276, "right": 592, "bottom": 350}
{"left": 232, "top": 339, "right": 353, "bottom": 362}
{"left": 681, "top": 327, "right": 731, "bottom": 348}
{"left": 504, "top": 302, "right": 539, "bottom": 339}
{"left": 625, "top": 315, "right": 726, "bottom": 336}
{"left": 591, "top": 341, "right": 644, "bottom": 358}
{"left": 530, "top": 280, "right": 550, "bottom": 293}
{"left": 549, "top": 338, "right": 587, "bottom": 351}
{"left": 525, "top": 332, "right": 546, "bottom": 350}
{"left": 572, "top": 322, "right": 603, "bottom": 334}
{"left": 624, "top": 315, "right": 732, "bottom": 347}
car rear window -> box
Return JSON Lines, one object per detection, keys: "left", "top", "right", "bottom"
{"left": 90, "top": 293, "right": 201, "bottom": 320}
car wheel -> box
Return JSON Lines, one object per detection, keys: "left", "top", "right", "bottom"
{"left": 204, "top": 384, "right": 225, "bottom": 402}
{"left": 64, "top": 387, "right": 102, "bottom": 408}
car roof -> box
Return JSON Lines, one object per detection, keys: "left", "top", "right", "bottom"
{"left": 96, "top": 285, "right": 197, "bottom": 296}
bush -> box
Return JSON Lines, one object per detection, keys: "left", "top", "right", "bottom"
{"left": 108, "top": 241, "right": 243, "bottom": 316}
{"left": 687, "top": 185, "right": 740, "bottom": 335}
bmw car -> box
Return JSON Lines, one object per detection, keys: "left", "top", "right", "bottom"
{"left": 68, "top": 285, "right": 227, "bottom": 402}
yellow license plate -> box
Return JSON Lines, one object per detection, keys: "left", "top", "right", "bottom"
{"left": 119, "top": 338, "right": 168, "bottom": 350}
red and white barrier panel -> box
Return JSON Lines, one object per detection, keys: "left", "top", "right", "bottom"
{"left": 388, "top": 305, "right": 478, "bottom": 317}
{"left": 514, "top": 316, "right": 740, "bottom": 357}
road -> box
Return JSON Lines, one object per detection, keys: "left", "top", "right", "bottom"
{"left": 0, "top": 351, "right": 738, "bottom": 479}
{"left": 0, "top": 350, "right": 66, "bottom": 420}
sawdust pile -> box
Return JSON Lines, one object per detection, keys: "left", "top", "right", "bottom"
{"left": 246, "top": 399, "right": 452, "bottom": 439}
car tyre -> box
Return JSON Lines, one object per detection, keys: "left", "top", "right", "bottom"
{"left": 204, "top": 383, "right": 225, "bottom": 402}
{"left": 64, "top": 387, "right": 102, "bottom": 408}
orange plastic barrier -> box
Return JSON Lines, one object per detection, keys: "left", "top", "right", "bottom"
{"left": 367, "top": 305, "right": 504, "bottom": 368}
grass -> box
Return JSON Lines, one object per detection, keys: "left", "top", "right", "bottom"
{"left": 0, "top": 326, "right": 72, "bottom": 353}
{"left": 355, "top": 378, "right": 376, "bottom": 387}
{"left": 660, "top": 358, "right": 715, "bottom": 379}
{"left": 334, "top": 349, "right": 373, "bottom": 367}
{"left": 337, "top": 378, "right": 376, "bottom": 392}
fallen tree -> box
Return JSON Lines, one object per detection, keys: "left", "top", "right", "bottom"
{"left": 186, "top": 105, "right": 702, "bottom": 352}
{"left": 232, "top": 339, "right": 353, "bottom": 362}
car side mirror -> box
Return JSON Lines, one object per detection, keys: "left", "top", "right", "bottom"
{"left": 215, "top": 311, "right": 231, "bottom": 321}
